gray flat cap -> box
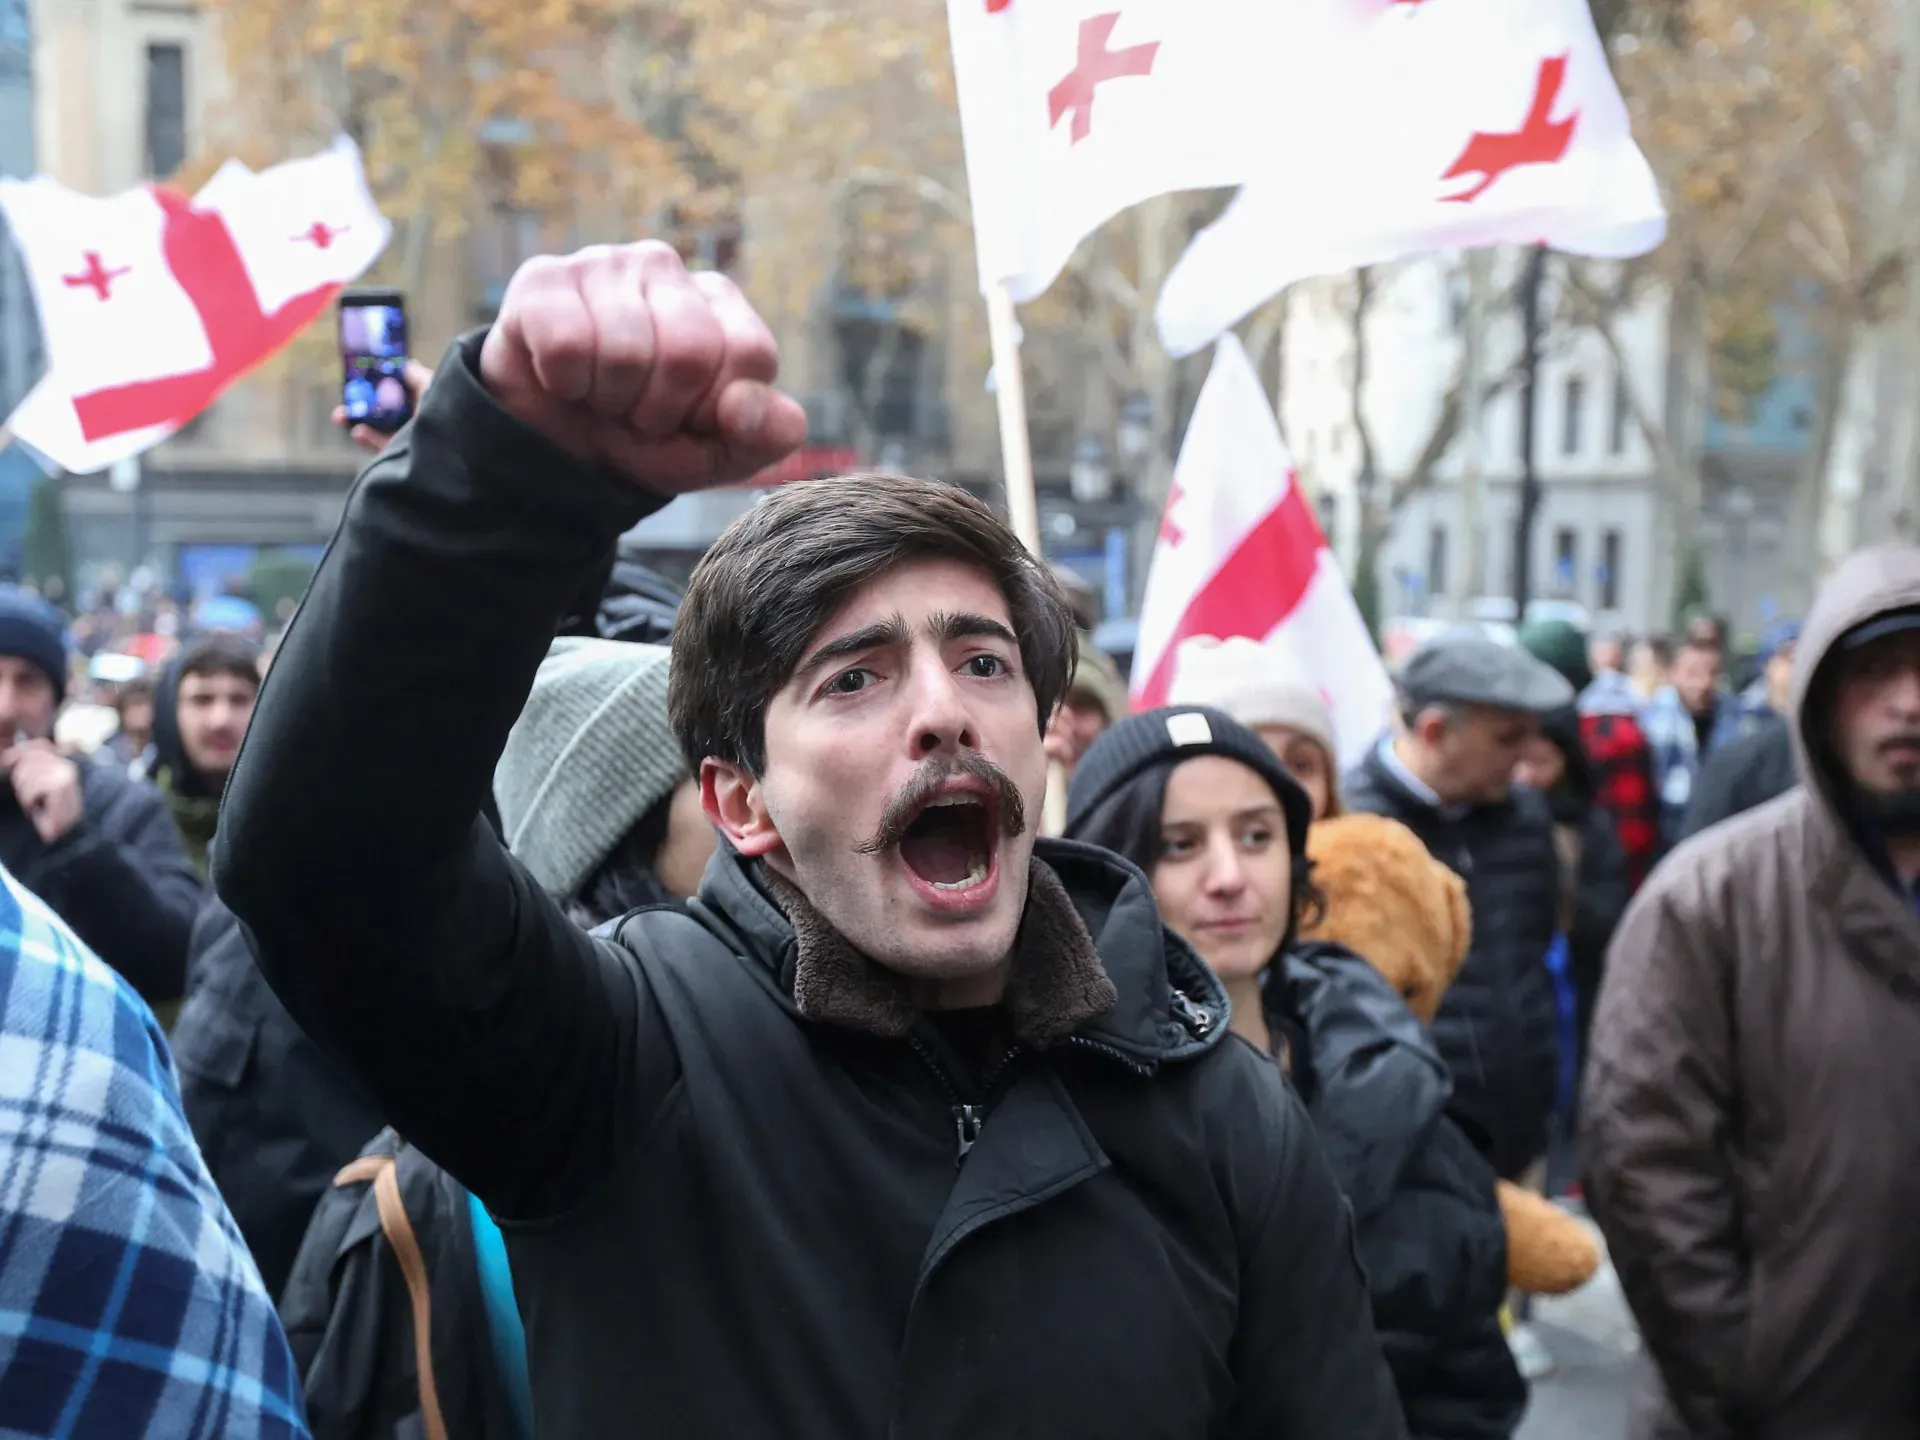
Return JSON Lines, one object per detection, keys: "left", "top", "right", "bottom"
{"left": 1398, "top": 628, "right": 1574, "bottom": 715}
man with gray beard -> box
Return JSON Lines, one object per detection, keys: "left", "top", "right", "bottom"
{"left": 1583, "top": 544, "right": 1920, "bottom": 1440}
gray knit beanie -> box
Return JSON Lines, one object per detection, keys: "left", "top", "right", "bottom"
{"left": 494, "top": 638, "right": 685, "bottom": 899}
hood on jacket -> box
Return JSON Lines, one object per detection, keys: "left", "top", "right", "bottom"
{"left": 146, "top": 656, "right": 206, "bottom": 797}
{"left": 596, "top": 541, "right": 684, "bottom": 646}
{"left": 1535, "top": 704, "right": 1596, "bottom": 821}
{"left": 1269, "top": 940, "right": 1452, "bottom": 1222}
{"left": 1789, "top": 546, "right": 1920, "bottom": 845}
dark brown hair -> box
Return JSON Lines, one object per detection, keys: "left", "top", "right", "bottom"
{"left": 668, "top": 473, "right": 1077, "bottom": 774}
{"left": 114, "top": 675, "right": 155, "bottom": 716}
{"left": 178, "top": 633, "right": 261, "bottom": 692}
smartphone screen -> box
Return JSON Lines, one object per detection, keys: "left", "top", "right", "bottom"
{"left": 339, "top": 290, "right": 413, "bottom": 434}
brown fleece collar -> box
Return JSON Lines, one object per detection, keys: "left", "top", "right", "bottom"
{"left": 763, "top": 860, "right": 1119, "bottom": 1046}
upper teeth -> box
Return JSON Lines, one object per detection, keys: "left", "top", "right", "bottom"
{"left": 928, "top": 795, "right": 982, "bottom": 808}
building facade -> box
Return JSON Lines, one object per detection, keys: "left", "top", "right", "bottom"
{"left": 1280, "top": 253, "right": 1672, "bottom": 637}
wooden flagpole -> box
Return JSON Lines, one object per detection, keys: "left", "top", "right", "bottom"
{"left": 984, "top": 281, "right": 1070, "bottom": 837}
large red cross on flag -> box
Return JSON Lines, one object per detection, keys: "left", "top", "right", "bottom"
{"left": 1154, "top": 0, "right": 1664, "bottom": 355}
{"left": 0, "top": 136, "right": 391, "bottom": 474}
{"left": 1133, "top": 335, "right": 1393, "bottom": 768}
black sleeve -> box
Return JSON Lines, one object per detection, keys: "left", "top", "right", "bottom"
{"left": 1227, "top": 1067, "right": 1408, "bottom": 1439}
{"left": 20, "top": 773, "right": 202, "bottom": 1006}
{"left": 213, "top": 331, "right": 681, "bottom": 1220}
{"left": 1571, "top": 810, "right": 1631, "bottom": 1014}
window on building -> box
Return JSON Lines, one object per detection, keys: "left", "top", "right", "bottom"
{"left": 1331, "top": 426, "right": 1346, "bottom": 458}
{"left": 144, "top": 43, "right": 187, "bottom": 179}
{"left": 1610, "top": 373, "right": 1631, "bottom": 454}
{"left": 1562, "top": 375, "right": 1586, "bottom": 456}
{"left": 1319, "top": 490, "right": 1339, "bottom": 554}
{"left": 1427, "top": 523, "right": 1448, "bottom": 599}
{"left": 1554, "top": 527, "right": 1579, "bottom": 593}
{"left": 1601, "top": 528, "right": 1622, "bottom": 610}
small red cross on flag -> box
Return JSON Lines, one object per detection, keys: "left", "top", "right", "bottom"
{"left": 62, "top": 252, "right": 130, "bottom": 301}
{"left": 947, "top": 0, "right": 1276, "bottom": 304}
{"left": 1047, "top": 14, "right": 1160, "bottom": 145}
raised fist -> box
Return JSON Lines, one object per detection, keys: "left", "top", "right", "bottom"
{"left": 479, "top": 242, "right": 808, "bottom": 495}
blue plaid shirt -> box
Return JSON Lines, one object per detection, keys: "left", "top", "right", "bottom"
{"left": 0, "top": 863, "right": 309, "bottom": 1438}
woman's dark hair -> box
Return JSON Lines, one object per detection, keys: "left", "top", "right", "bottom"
{"left": 566, "top": 787, "right": 680, "bottom": 929}
{"left": 1067, "top": 757, "right": 1324, "bottom": 959}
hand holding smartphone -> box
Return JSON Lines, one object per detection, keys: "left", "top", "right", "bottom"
{"left": 338, "top": 288, "right": 414, "bottom": 435}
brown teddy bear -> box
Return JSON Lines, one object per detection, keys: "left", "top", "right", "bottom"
{"left": 1299, "top": 812, "right": 1600, "bottom": 1297}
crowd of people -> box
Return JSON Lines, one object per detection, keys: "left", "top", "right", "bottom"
{"left": 3, "top": 241, "right": 1920, "bottom": 1440}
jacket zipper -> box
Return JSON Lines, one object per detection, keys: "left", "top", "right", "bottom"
{"left": 1062, "top": 1034, "right": 1155, "bottom": 1077}
{"left": 907, "top": 1035, "right": 1025, "bottom": 1164}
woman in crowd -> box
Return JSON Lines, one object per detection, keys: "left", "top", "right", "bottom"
{"left": 1065, "top": 706, "right": 1522, "bottom": 1440}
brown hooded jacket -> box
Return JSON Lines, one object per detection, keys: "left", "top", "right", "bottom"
{"left": 1583, "top": 545, "right": 1920, "bottom": 1440}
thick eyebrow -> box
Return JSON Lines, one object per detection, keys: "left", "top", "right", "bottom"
{"left": 793, "top": 615, "right": 910, "bottom": 684}
{"left": 929, "top": 610, "right": 1019, "bottom": 649}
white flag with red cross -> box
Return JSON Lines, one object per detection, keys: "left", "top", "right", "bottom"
{"left": 1155, "top": 0, "right": 1666, "bottom": 356}
{"left": 947, "top": 0, "right": 1280, "bottom": 302}
{"left": 0, "top": 135, "right": 390, "bottom": 474}
{"left": 1132, "top": 335, "right": 1393, "bottom": 768}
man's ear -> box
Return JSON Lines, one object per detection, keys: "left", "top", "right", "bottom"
{"left": 701, "top": 758, "right": 783, "bottom": 857}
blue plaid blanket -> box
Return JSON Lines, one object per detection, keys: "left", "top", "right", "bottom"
{"left": 0, "top": 865, "right": 309, "bottom": 1438}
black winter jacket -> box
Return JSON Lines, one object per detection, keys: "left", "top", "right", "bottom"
{"left": 1344, "top": 747, "right": 1560, "bottom": 1180}
{"left": 173, "top": 896, "right": 385, "bottom": 1299}
{"left": 214, "top": 333, "right": 1407, "bottom": 1440}
{"left": 0, "top": 756, "right": 201, "bottom": 1006}
{"left": 1274, "top": 943, "right": 1526, "bottom": 1440}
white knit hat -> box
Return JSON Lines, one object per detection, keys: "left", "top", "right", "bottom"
{"left": 1166, "top": 634, "right": 1337, "bottom": 760}
{"left": 494, "top": 638, "right": 686, "bottom": 899}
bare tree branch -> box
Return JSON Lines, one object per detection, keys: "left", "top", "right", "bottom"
{"left": 1384, "top": 358, "right": 1526, "bottom": 509}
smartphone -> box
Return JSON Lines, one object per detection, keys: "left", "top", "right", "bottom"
{"left": 338, "top": 288, "right": 413, "bottom": 434}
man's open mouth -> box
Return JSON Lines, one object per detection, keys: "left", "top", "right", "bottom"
{"left": 898, "top": 793, "right": 996, "bottom": 892}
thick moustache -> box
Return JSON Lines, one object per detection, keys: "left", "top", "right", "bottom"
{"left": 857, "top": 755, "right": 1027, "bottom": 857}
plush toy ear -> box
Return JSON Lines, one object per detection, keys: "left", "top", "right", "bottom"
{"left": 1439, "top": 863, "right": 1472, "bottom": 982}
{"left": 1498, "top": 1181, "right": 1601, "bottom": 1295}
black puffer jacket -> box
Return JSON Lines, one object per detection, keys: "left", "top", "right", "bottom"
{"left": 0, "top": 755, "right": 202, "bottom": 1006}
{"left": 1274, "top": 943, "right": 1525, "bottom": 1440}
{"left": 1344, "top": 747, "right": 1559, "bottom": 1179}
{"left": 173, "top": 896, "right": 385, "bottom": 1299}
{"left": 215, "top": 333, "right": 1408, "bottom": 1439}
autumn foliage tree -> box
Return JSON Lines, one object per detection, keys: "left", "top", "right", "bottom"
{"left": 1582, "top": 0, "right": 1899, "bottom": 591}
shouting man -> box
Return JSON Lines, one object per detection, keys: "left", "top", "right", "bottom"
{"left": 216, "top": 243, "right": 1402, "bottom": 1436}
{"left": 1585, "top": 545, "right": 1920, "bottom": 1438}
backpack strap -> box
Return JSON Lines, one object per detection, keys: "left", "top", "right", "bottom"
{"left": 332, "top": 1155, "right": 449, "bottom": 1440}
